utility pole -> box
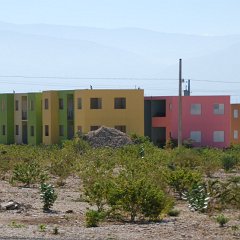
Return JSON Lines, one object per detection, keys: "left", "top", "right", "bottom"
{"left": 178, "top": 59, "right": 183, "bottom": 147}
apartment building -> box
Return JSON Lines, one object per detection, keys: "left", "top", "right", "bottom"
{"left": 0, "top": 94, "right": 14, "bottom": 144}
{"left": 74, "top": 89, "right": 144, "bottom": 135}
{"left": 230, "top": 104, "right": 240, "bottom": 144}
{"left": 145, "top": 96, "right": 231, "bottom": 148}
{"left": 41, "top": 89, "right": 144, "bottom": 144}
{"left": 13, "top": 93, "right": 42, "bottom": 145}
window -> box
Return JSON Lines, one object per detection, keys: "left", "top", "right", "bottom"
{"left": 15, "top": 100, "right": 19, "bottom": 111}
{"left": 213, "top": 131, "right": 224, "bottom": 142}
{"left": 234, "top": 109, "right": 238, "bottom": 118}
{"left": 214, "top": 104, "right": 224, "bottom": 115}
{"left": 59, "top": 125, "right": 64, "bottom": 136}
{"left": 191, "top": 104, "right": 201, "bottom": 115}
{"left": 115, "top": 125, "right": 126, "bottom": 133}
{"left": 1, "top": 99, "right": 5, "bottom": 112}
{"left": 190, "top": 131, "right": 201, "bottom": 143}
{"left": 234, "top": 130, "right": 238, "bottom": 140}
{"left": 45, "top": 125, "right": 49, "bottom": 136}
{"left": 90, "top": 98, "right": 102, "bottom": 109}
{"left": 44, "top": 99, "right": 49, "bottom": 110}
{"left": 29, "top": 100, "right": 34, "bottom": 111}
{"left": 90, "top": 126, "right": 100, "bottom": 131}
{"left": 2, "top": 125, "right": 6, "bottom": 135}
{"left": 59, "top": 98, "right": 64, "bottom": 110}
{"left": 30, "top": 126, "right": 34, "bottom": 137}
{"left": 114, "top": 98, "right": 126, "bottom": 109}
{"left": 77, "top": 98, "right": 82, "bottom": 109}
{"left": 77, "top": 126, "right": 82, "bottom": 133}
{"left": 15, "top": 125, "right": 19, "bottom": 136}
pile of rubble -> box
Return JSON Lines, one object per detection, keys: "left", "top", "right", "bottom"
{"left": 85, "top": 126, "right": 133, "bottom": 148}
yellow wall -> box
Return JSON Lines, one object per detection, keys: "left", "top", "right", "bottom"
{"left": 231, "top": 104, "right": 240, "bottom": 144}
{"left": 42, "top": 91, "right": 59, "bottom": 144}
{"left": 74, "top": 89, "right": 144, "bottom": 135}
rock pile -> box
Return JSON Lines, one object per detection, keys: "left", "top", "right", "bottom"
{"left": 85, "top": 126, "right": 132, "bottom": 148}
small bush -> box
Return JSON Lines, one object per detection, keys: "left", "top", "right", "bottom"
{"left": 38, "top": 224, "right": 47, "bottom": 232}
{"left": 40, "top": 183, "right": 57, "bottom": 212}
{"left": 11, "top": 161, "right": 47, "bottom": 187}
{"left": 85, "top": 210, "right": 106, "bottom": 227}
{"left": 165, "top": 168, "right": 202, "bottom": 198}
{"left": 168, "top": 209, "right": 180, "bottom": 217}
{"left": 222, "top": 155, "right": 237, "bottom": 171}
{"left": 216, "top": 214, "right": 229, "bottom": 227}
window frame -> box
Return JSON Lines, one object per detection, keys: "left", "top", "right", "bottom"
{"left": 59, "top": 125, "right": 64, "bottom": 136}
{"left": 44, "top": 99, "right": 49, "bottom": 110}
{"left": 213, "top": 104, "right": 224, "bottom": 115}
{"left": 115, "top": 125, "right": 126, "bottom": 133}
{"left": 190, "top": 104, "right": 201, "bottom": 115}
{"left": 59, "top": 98, "right": 64, "bottom": 110}
{"left": 77, "top": 98, "right": 82, "bottom": 109}
{"left": 190, "top": 131, "right": 201, "bottom": 143}
{"left": 213, "top": 131, "right": 224, "bottom": 142}
{"left": 45, "top": 125, "right": 49, "bottom": 136}
{"left": 90, "top": 98, "right": 102, "bottom": 109}
{"left": 114, "top": 97, "right": 126, "bottom": 109}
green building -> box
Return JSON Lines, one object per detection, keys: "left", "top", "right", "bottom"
{"left": 58, "top": 90, "right": 74, "bottom": 142}
{"left": 0, "top": 94, "right": 14, "bottom": 144}
{"left": 28, "top": 93, "right": 42, "bottom": 145}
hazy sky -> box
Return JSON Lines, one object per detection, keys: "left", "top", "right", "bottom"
{"left": 0, "top": 0, "right": 240, "bottom": 35}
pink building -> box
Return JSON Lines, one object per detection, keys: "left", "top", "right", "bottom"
{"left": 144, "top": 96, "right": 231, "bottom": 148}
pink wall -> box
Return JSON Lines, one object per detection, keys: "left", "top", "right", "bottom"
{"left": 146, "top": 96, "right": 231, "bottom": 148}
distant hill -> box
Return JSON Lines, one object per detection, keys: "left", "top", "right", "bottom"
{"left": 0, "top": 22, "right": 240, "bottom": 96}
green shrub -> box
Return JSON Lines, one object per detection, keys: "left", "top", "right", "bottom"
{"left": 85, "top": 210, "right": 106, "bottom": 227}
{"left": 216, "top": 214, "right": 229, "bottom": 227}
{"left": 165, "top": 168, "right": 202, "bottom": 198}
{"left": 222, "top": 155, "right": 237, "bottom": 171}
{"left": 11, "top": 161, "right": 47, "bottom": 187}
{"left": 40, "top": 183, "right": 57, "bottom": 212}
{"left": 108, "top": 176, "right": 172, "bottom": 222}
{"left": 208, "top": 177, "right": 240, "bottom": 210}
{"left": 168, "top": 209, "right": 180, "bottom": 217}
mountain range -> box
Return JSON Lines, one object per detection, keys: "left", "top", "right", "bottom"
{"left": 0, "top": 21, "right": 240, "bottom": 97}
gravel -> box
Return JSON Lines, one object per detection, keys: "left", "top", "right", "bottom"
{"left": 85, "top": 126, "right": 133, "bottom": 148}
{"left": 0, "top": 175, "right": 240, "bottom": 239}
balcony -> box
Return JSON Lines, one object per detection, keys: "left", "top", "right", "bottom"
{"left": 67, "top": 110, "right": 73, "bottom": 120}
{"left": 22, "top": 111, "right": 27, "bottom": 120}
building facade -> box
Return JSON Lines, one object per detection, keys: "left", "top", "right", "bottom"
{"left": 41, "top": 89, "right": 144, "bottom": 144}
{"left": 145, "top": 96, "right": 231, "bottom": 148}
{"left": 74, "top": 89, "right": 144, "bottom": 136}
{"left": 230, "top": 104, "right": 240, "bottom": 144}
{"left": 0, "top": 94, "right": 14, "bottom": 144}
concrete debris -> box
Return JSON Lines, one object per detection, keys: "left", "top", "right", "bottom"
{"left": 85, "top": 126, "right": 132, "bottom": 148}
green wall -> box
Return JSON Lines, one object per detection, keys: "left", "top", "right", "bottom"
{"left": 0, "top": 94, "right": 14, "bottom": 144}
{"left": 58, "top": 90, "right": 74, "bottom": 143}
{"left": 28, "top": 93, "right": 42, "bottom": 145}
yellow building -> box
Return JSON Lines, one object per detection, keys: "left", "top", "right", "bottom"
{"left": 42, "top": 91, "right": 59, "bottom": 144}
{"left": 42, "top": 89, "right": 144, "bottom": 145}
{"left": 74, "top": 89, "right": 144, "bottom": 136}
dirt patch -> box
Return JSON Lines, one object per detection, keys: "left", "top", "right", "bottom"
{"left": 0, "top": 175, "right": 240, "bottom": 239}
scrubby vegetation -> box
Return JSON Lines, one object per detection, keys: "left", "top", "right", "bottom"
{"left": 0, "top": 136, "right": 240, "bottom": 227}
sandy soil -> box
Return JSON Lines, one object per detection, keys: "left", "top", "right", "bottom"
{"left": 0, "top": 176, "right": 240, "bottom": 240}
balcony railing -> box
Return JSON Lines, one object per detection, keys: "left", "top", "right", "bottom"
{"left": 22, "top": 111, "right": 27, "bottom": 120}
{"left": 67, "top": 111, "right": 73, "bottom": 120}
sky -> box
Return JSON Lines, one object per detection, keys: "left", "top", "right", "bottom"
{"left": 0, "top": 0, "right": 240, "bottom": 100}
{"left": 0, "top": 0, "right": 240, "bottom": 35}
